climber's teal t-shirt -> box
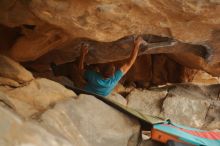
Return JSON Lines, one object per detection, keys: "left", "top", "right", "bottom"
{"left": 84, "top": 69, "right": 124, "bottom": 97}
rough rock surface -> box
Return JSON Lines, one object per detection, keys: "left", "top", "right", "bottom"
{"left": 1, "top": 0, "right": 220, "bottom": 42}
{"left": 0, "top": 56, "right": 142, "bottom": 146}
{"left": 162, "top": 84, "right": 220, "bottom": 129}
{"left": 0, "top": 55, "right": 34, "bottom": 83}
{"left": 0, "top": 57, "right": 219, "bottom": 145}
{"left": 0, "top": 92, "right": 142, "bottom": 146}
{"left": 0, "top": 105, "right": 73, "bottom": 146}
{"left": 40, "top": 94, "right": 140, "bottom": 146}
{"left": 0, "top": 0, "right": 220, "bottom": 76}
{"left": 127, "top": 84, "right": 220, "bottom": 129}
{"left": 0, "top": 56, "right": 141, "bottom": 146}
{"left": 162, "top": 94, "right": 210, "bottom": 128}
{"left": 127, "top": 89, "right": 167, "bottom": 117}
{"left": 0, "top": 76, "right": 20, "bottom": 87}
{"left": 0, "top": 78, "right": 76, "bottom": 111}
{"left": 0, "top": 1, "right": 220, "bottom": 145}
{"left": 192, "top": 70, "right": 220, "bottom": 84}
{"left": 9, "top": 23, "right": 69, "bottom": 62}
{"left": 0, "top": 91, "right": 38, "bottom": 118}
{"left": 2, "top": 0, "right": 219, "bottom": 43}
{"left": 0, "top": 55, "right": 77, "bottom": 118}
{"left": 107, "top": 92, "right": 127, "bottom": 106}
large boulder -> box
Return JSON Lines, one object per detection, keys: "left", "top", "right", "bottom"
{"left": 162, "top": 94, "right": 210, "bottom": 128}
{"left": 0, "top": 78, "right": 76, "bottom": 117}
{"left": 40, "top": 94, "right": 140, "bottom": 146}
{"left": 0, "top": 91, "right": 38, "bottom": 118}
{"left": 127, "top": 89, "right": 167, "bottom": 117}
{"left": 126, "top": 84, "right": 220, "bottom": 129}
{"left": 0, "top": 55, "right": 34, "bottom": 83}
{"left": 0, "top": 104, "right": 73, "bottom": 146}
{"left": 0, "top": 56, "right": 76, "bottom": 118}
{"left": 161, "top": 84, "right": 220, "bottom": 129}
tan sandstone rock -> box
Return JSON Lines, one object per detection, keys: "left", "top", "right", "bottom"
{"left": 0, "top": 91, "right": 38, "bottom": 118}
{"left": 40, "top": 94, "right": 140, "bottom": 146}
{"left": 0, "top": 55, "right": 34, "bottom": 83}
{"left": 127, "top": 84, "right": 220, "bottom": 130}
{"left": 192, "top": 70, "right": 220, "bottom": 84}
{"left": 0, "top": 78, "right": 76, "bottom": 111}
{"left": 0, "top": 77, "right": 20, "bottom": 87}
{"left": 107, "top": 92, "right": 127, "bottom": 106}
{"left": 162, "top": 84, "right": 220, "bottom": 129}
{"left": 162, "top": 95, "right": 210, "bottom": 128}
{"left": 127, "top": 89, "right": 168, "bottom": 117}
{"left": 0, "top": 0, "right": 219, "bottom": 78}
{"left": 0, "top": 104, "right": 74, "bottom": 146}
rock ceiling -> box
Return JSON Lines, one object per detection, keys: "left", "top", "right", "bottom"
{"left": 0, "top": 0, "right": 220, "bottom": 76}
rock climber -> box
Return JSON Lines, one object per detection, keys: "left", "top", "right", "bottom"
{"left": 79, "top": 36, "right": 146, "bottom": 96}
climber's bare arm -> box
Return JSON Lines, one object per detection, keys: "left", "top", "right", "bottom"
{"left": 120, "top": 36, "right": 145, "bottom": 74}
{"left": 79, "top": 45, "right": 89, "bottom": 74}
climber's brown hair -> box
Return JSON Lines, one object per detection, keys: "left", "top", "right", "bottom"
{"left": 101, "top": 63, "right": 116, "bottom": 78}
